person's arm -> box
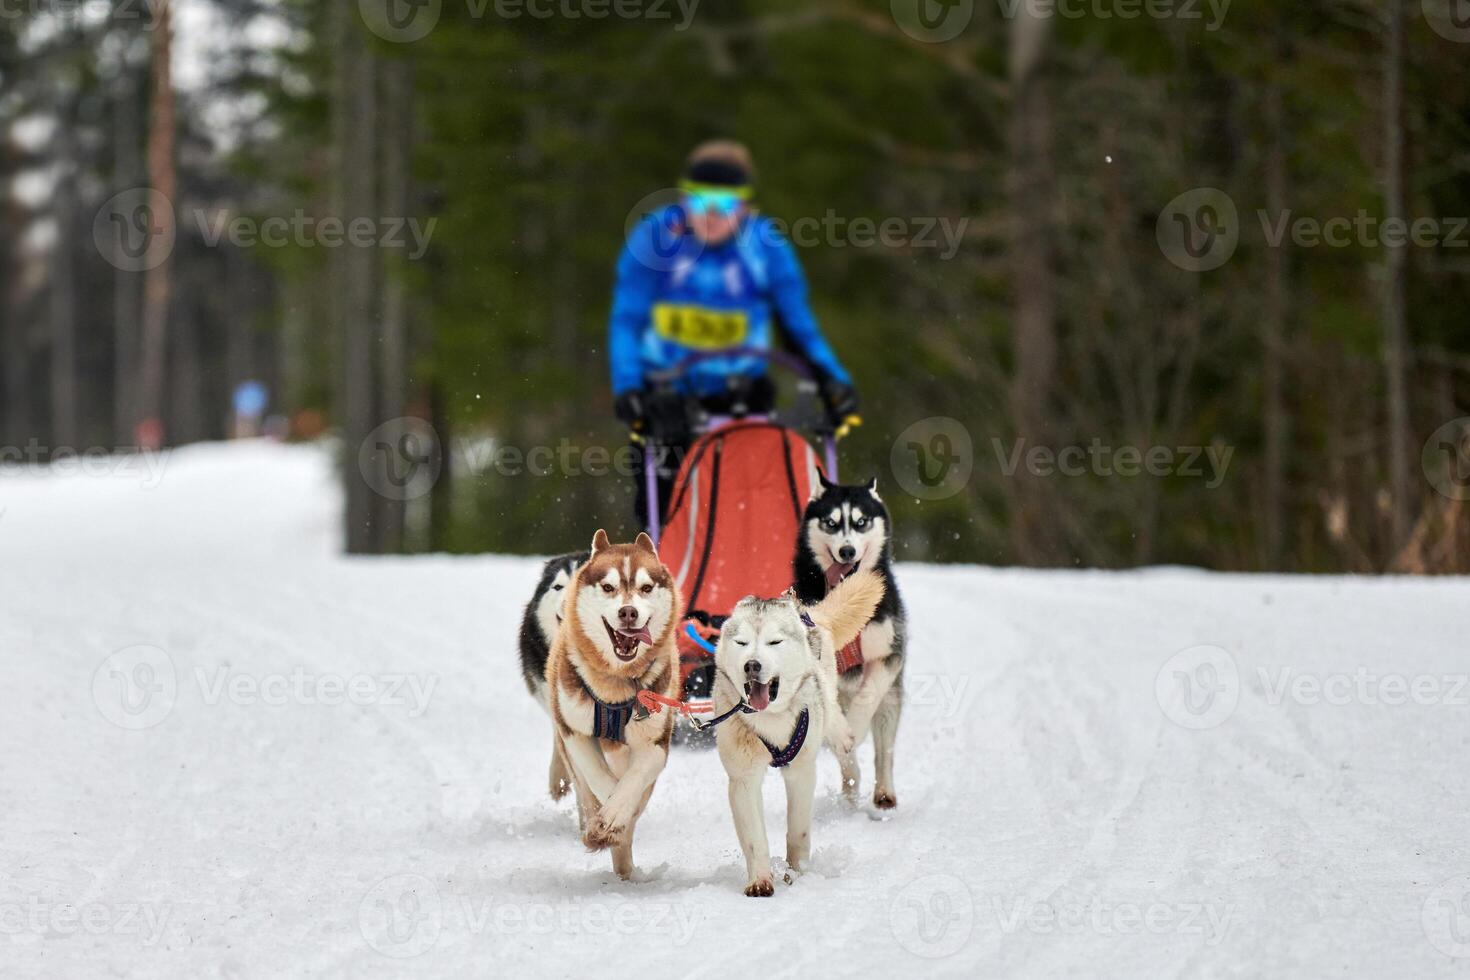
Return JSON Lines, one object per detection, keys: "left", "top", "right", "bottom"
{"left": 608, "top": 222, "right": 661, "bottom": 397}
{"left": 764, "top": 227, "right": 852, "bottom": 387}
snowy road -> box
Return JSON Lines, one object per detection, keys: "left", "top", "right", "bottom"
{"left": 4, "top": 441, "right": 1469, "bottom": 978}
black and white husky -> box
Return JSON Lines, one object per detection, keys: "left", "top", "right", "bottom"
{"left": 518, "top": 551, "right": 588, "bottom": 799}
{"left": 792, "top": 476, "right": 906, "bottom": 809}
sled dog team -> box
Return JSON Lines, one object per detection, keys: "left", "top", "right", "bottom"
{"left": 518, "top": 477, "right": 907, "bottom": 895}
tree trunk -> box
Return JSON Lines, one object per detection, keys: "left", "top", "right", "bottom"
{"left": 1381, "top": 0, "right": 1412, "bottom": 554}
{"left": 49, "top": 117, "right": 79, "bottom": 451}
{"left": 1006, "top": 7, "right": 1056, "bottom": 565}
{"left": 1262, "top": 72, "right": 1290, "bottom": 568}
{"left": 136, "top": 0, "right": 176, "bottom": 448}
{"left": 113, "top": 49, "right": 143, "bottom": 447}
{"left": 333, "top": 3, "right": 380, "bottom": 554}
{"left": 376, "top": 57, "right": 413, "bottom": 553}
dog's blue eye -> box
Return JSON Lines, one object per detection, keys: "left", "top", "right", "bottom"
{"left": 852, "top": 517, "right": 867, "bottom": 529}
{"left": 823, "top": 519, "right": 838, "bottom": 531}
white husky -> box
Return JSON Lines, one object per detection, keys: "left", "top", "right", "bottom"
{"left": 711, "top": 570, "right": 883, "bottom": 896}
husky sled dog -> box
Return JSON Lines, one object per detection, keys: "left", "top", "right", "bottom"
{"left": 519, "top": 551, "right": 587, "bottom": 800}
{"left": 793, "top": 475, "right": 906, "bottom": 809}
{"left": 545, "top": 530, "right": 681, "bottom": 879}
{"left": 712, "top": 570, "right": 883, "bottom": 896}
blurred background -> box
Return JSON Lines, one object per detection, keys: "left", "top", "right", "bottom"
{"left": 2, "top": 0, "right": 1468, "bottom": 572}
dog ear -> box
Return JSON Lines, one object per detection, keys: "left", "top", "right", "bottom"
{"left": 590, "top": 529, "right": 611, "bottom": 554}
{"left": 865, "top": 476, "right": 881, "bottom": 501}
{"left": 810, "top": 470, "right": 834, "bottom": 503}
{"left": 633, "top": 531, "right": 657, "bottom": 555}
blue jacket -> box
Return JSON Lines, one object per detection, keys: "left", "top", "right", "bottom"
{"left": 608, "top": 206, "right": 853, "bottom": 397}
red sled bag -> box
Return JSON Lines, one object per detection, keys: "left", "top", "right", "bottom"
{"left": 657, "top": 420, "right": 821, "bottom": 713}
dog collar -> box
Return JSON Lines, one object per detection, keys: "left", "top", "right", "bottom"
{"left": 759, "top": 708, "right": 810, "bottom": 769}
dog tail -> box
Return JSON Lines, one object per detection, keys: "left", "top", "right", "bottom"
{"left": 807, "top": 568, "right": 885, "bottom": 650}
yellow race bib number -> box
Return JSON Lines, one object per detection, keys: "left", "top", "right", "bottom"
{"left": 653, "top": 304, "right": 749, "bottom": 350}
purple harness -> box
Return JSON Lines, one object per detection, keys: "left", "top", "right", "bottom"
{"left": 759, "top": 708, "right": 810, "bottom": 768}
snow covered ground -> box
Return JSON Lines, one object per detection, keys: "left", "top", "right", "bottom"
{"left": 4, "top": 440, "right": 1470, "bottom": 978}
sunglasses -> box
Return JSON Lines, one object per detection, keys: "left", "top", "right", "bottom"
{"left": 680, "top": 182, "right": 750, "bottom": 218}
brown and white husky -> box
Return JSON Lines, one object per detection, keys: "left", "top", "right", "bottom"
{"left": 545, "top": 529, "right": 681, "bottom": 879}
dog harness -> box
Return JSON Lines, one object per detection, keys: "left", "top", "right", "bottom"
{"left": 824, "top": 563, "right": 866, "bottom": 675}
{"left": 759, "top": 708, "right": 810, "bottom": 768}
{"left": 591, "top": 692, "right": 641, "bottom": 742}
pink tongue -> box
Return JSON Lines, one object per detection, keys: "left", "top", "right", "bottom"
{"left": 825, "top": 562, "right": 855, "bottom": 588}
{"left": 747, "top": 682, "right": 770, "bottom": 711}
{"left": 621, "top": 626, "right": 653, "bottom": 647}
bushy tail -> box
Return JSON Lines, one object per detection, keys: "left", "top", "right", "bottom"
{"left": 806, "top": 568, "right": 885, "bottom": 650}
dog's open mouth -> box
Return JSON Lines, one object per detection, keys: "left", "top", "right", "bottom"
{"left": 603, "top": 620, "right": 652, "bottom": 662}
{"left": 744, "top": 677, "right": 780, "bottom": 711}
{"left": 825, "top": 554, "right": 857, "bottom": 588}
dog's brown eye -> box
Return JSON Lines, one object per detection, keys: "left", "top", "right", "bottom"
{"left": 601, "top": 582, "right": 615, "bottom": 594}
{"left": 640, "top": 584, "right": 653, "bottom": 595}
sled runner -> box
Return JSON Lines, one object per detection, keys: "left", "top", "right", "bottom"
{"left": 639, "top": 348, "right": 856, "bottom": 726}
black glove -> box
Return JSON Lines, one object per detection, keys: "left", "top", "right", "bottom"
{"left": 615, "top": 390, "right": 647, "bottom": 431}
{"left": 820, "top": 379, "right": 860, "bottom": 425}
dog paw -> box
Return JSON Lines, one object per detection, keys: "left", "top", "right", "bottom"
{"left": 549, "top": 776, "right": 570, "bottom": 802}
{"left": 827, "top": 722, "right": 855, "bottom": 756}
{"left": 583, "top": 814, "right": 626, "bottom": 851}
{"left": 744, "top": 875, "right": 775, "bottom": 898}
{"left": 873, "top": 790, "right": 897, "bottom": 810}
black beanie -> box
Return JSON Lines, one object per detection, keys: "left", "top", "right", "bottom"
{"left": 685, "top": 157, "right": 751, "bottom": 188}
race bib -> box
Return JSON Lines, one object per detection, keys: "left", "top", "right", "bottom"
{"left": 652, "top": 304, "right": 749, "bottom": 350}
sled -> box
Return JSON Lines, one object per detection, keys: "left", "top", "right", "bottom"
{"left": 640, "top": 348, "right": 854, "bottom": 727}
